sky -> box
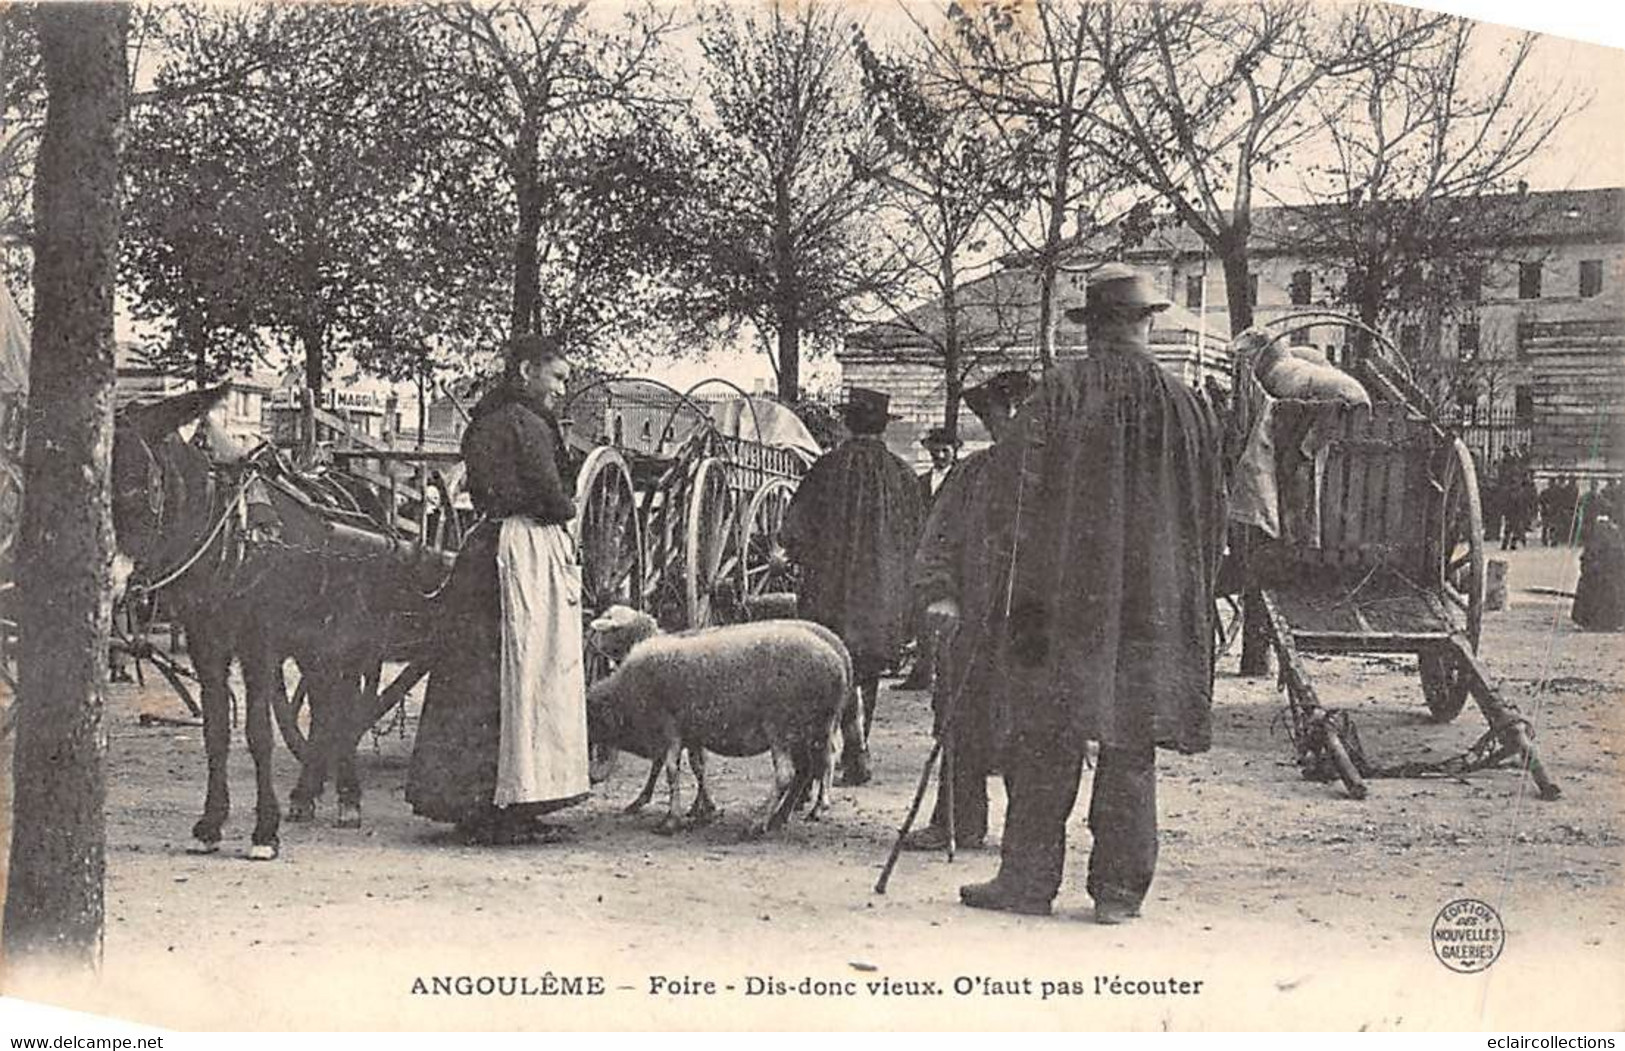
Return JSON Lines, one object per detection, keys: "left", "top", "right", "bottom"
{"left": 111, "top": 0, "right": 1625, "bottom": 396}
{"left": 640, "top": 0, "right": 1625, "bottom": 391}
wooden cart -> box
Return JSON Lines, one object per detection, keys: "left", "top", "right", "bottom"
{"left": 1233, "top": 312, "right": 1559, "bottom": 801}
{"left": 564, "top": 376, "right": 811, "bottom": 634}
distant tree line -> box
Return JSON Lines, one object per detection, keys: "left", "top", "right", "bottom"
{"left": 0, "top": 0, "right": 1582, "bottom": 423}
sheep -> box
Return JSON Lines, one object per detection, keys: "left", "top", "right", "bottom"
{"left": 586, "top": 605, "right": 852, "bottom": 837}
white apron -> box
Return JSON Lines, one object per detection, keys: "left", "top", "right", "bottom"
{"left": 493, "top": 518, "right": 589, "bottom": 806}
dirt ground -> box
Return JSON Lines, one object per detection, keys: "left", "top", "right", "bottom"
{"left": 3, "top": 545, "right": 1623, "bottom": 1031}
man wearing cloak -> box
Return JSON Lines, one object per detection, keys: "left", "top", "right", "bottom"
{"left": 407, "top": 334, "right": 589, "bottom": 843}
{"left": 903, "top": 370, "right": 1035, "bottom": 852}
{"left": 960, "top": 264, "right": 1226, "bottom": 922}
{"left": 781, "top": 387, "right": 925, "bottom": 785}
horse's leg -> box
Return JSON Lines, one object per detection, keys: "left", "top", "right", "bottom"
{"left": 287, "top": 659, "right": 330, "bottom": 822}
{"left": 331, "top": 664, "right": 369, "bottom": 829}
{"left": 187, "top": 623, "right": 233, "bottom": 853}
{"left": 241, "top": 645, "right": 282, "bottom": 860}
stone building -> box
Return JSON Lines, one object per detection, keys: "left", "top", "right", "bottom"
{"left": 840, "top": 268, "right": 1231, "bottom": 468}
{"left": 840, "top": 186, "right": 1624, "bottom": 476}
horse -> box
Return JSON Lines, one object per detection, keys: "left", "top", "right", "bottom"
{"left": 112, "top": 387, "right": 443, "bottom": 859}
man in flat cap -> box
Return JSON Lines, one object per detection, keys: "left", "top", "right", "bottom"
{"left": 782, "top": 387, "right": 925, "bottom": 785}
{"left": 900, "top": 425, "right": 963, "bottom": 689}
{"left": 960, "top": 264, "right": 1226, "bottom": 921}
{"left": 918, "top": 426, "right": 960, "bottom": 506}
{"left": 904, "top": 369, "right": 1035, "bottom": 852}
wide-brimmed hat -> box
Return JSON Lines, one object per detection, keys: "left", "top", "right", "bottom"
{"left": 839, "top": 386, "right": 902, "bottom": 428}
{"left": 962, "top": 370, "right": 1035, "bottom": 423}
{"left": 1063, "top": 262, "right": 1172, "bottom": 323}
{"left": 921, "top": 425, "right": 959, "bottom": 449}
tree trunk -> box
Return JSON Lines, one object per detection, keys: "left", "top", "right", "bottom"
{"left": 1035, "top": 266, "right": 1057, "bottom": 371}
{"left": 1219, "top": 246, "right": 1254, "bottom": 336}
{"left": 941, "top": 261, "right": 961, "bottom": 441}
{"left": 301, "top": 321, "right": 324, "bottom": 397}
{"left": 775, "top": 301, "right": 800, "bottom": 404}
{"left": 511, "top": 119, "right": 542, "bottom": 339}
{"left": 4, "top": 0, "right": 127, "bottom": 970}
{"left": 771, "top": 178, "right": 799, "bottom": 402}
{"left": 1035, "top": 118, "right": 1075, "bottom": 372}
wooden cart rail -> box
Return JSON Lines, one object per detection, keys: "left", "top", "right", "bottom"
{"left": 1237, "top": 313, "right": 1559, "bottom": 800}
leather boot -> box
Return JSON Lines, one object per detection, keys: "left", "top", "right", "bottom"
{"left": 959, "top": 877, "right": 1052, "bottom": 916}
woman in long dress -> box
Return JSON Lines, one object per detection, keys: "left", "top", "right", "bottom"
{"left": 407, "top": 334, "right": 588, "bottom": 844}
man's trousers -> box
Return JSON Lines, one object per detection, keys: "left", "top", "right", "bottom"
{"left": 994, "top": 735, "right": 1158, "bottom": 908}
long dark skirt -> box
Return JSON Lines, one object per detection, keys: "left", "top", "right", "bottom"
{"left": 405, "top": 527, "right": 587, "bottom": 828}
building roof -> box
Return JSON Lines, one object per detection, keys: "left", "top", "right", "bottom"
{"left": 1083, "top": 186, "right": 1625, "bottom": 262}
{"left": 847, "top": 186, "right": 1621, "bottom": 357}
{"left": 846, "top": 270, "right": 1231, "bottom": 354}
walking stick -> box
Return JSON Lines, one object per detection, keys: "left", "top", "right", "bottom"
{"left": 875, "top": 629, "right": 959, "bottom": 895}
{"left": 873, "top": 738, "right": 943, "bottom": 895}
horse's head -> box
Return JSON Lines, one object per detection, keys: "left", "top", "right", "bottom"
{"left": 112, "top": 386, "right": 231, "bottom": 584}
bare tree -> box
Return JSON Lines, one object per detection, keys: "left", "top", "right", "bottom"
{"left": 905, "top": 0, "right": 1148, "bottom": 369}
{"left": 854, "top": 31, "right": 1035, "bottom": 438}
{"left": 420, "top": 1, "right": 684, "bottom": 340}
{"left": 694, "top": 0, "right": 895, "bottom": 402}
{"left": 1082, "top": 1, "right": 1440, "bottom": 336}
{"left": 3, "top": 0, "right": 127, "bottom": 969}
{"left": 1276, "top": 11, "right": 1584, "bottom": 368}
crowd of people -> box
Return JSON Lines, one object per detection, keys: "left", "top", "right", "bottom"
{"left": 1481, "top": 450, "right": 1619, "bottom": 551}
{"left": 782, "top": 263, "right": 1225, "bottom": 922}
{"left": 394, "top": 263, "right": 1616, "bottom": 916}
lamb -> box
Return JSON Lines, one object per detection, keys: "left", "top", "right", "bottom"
{"left": 586, "top": 605, "right": 852, "bottom": 836}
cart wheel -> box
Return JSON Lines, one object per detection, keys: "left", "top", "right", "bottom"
{"left": 1419, "top": 646, "right": 1469, "bottom": 722}
{"left": 738, "top": 477, "right": 798, "bottom": 616}
{"left": 572, "top": 447, "right": 644, "bottom": 620}
{"left": 1437, "top": 437, "right": 1486, "bottom": 652}
{"left": 684, "top": 457, "right": 743, "bottom": 628}
{"left": 427, "top": 470, "right": 463, "bottom": 553}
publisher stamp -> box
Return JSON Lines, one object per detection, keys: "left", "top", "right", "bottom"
{"left": 1431, "top": 898, "right": 1506, "bottom": 973}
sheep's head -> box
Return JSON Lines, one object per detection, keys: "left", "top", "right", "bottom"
{"left": 588, "top": 604, "right": 660, "bottom": 663}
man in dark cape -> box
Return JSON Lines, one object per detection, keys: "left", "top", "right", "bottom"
{"left": 407, "top": 334, "right": 587, "bottom": 843}
{"left": 1573, "top": 514, "right": 1625, "bottom": 631}
{"left": 960, "top": 264, "right": 1226, "bottom": 922}
{"left": 902, "top": 370, "right": 1034, "bottom": 852}
{"left": 781, "top": 387, "right": 925, "bottom": 785}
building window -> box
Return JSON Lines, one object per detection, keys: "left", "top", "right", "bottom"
{"left": 1325, "top": 346, "right": 1339, "bottom": 366}
{"left": 1458, "top": 323, "right": 1480, "bottom": 358}
{"left": 1185, "top": 274, "right": 1203, "bottom": 310}
{"left": 1289, "top": 269, "right": 1313, "bottom": 306}
{"left": 1514, "top": 385, "right": 1535, "bottom": 425}
{"left": 1248, "top": 272, "right": 1259, "bottom": 307}
{"left": 1400, "top": 324, "right": 1420, "bottom": 356}
{"left": 1460, "top": 265, "right": 1483, "bottom": 303}
{"left": 1580, "top": 259, "right": 1603, "bottom": 298}
{"left": 1289, "top": 327, "right": 1312, "bottom": 347}
{"left": 1518, "top": 262, "right": 1542, "bottom": 299}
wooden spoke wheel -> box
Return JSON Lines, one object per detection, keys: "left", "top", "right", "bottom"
{"left": 1423, "top": 438, "right": 1485, "bottom": 722}
{"left": 572, "top": 447, "right": 640, "bottom": 785}
{"left": 738, "top": 477, "right": 798, "bottom": 619}
{"left": 572, "top": 447, "right": 644, "bottom": 621}
{"left": 684, "top": 457, "right": 744, "bottom": 629}
{"left": 426, "top": 470, "right": 465, "bottom": 554}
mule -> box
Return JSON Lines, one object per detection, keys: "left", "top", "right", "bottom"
{"left": 113, "top": 388, "right": 439, "bottom": 859}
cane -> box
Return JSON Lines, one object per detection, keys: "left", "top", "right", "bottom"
{"left": 874, "top": 625, "right": 960, "bottom": 894}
